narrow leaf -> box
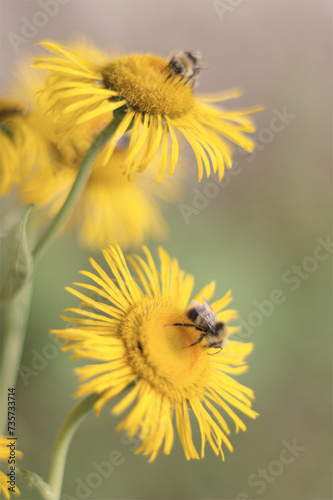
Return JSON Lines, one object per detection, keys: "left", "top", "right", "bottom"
{"left": 0, "top": 204, "right": 34, "bottom": 305}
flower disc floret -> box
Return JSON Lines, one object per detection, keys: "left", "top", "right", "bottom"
{"left": 103, "top": 55, "right": 194, "bottom": 119}
{"left": 120, "top": 299, "right": 211, "bottom": 402}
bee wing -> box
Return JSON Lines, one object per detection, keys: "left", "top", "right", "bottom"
{"left": 190, "top": 296, "right": 217, "bottom": 330}
{"left": 188, "top": 50, "right": 202, "bottom": 60}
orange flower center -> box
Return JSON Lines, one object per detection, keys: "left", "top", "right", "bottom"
{"left": 102, "top": 55, "right": 194, "bottom": 119}
{"left": 120, "top": 298, "right": 211, "bottom": 402}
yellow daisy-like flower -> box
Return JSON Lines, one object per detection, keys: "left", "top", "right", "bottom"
{"left": 0, "top": 100, "right": 50, "bottom": 195}
{"left": 52, "top": 245, "right": 258, "bottom": 461}
{"left": 20, "top": 148, "right": 179, "bottom": 250}
{"left": 34, "top": 41, "right": 260, "bottom": 182}
{"left": 0, "top": 436, "right": 22, "bottom": 499}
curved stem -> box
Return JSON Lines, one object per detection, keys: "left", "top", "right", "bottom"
{"left": 32, "top": 118, "right": 122, "bottom": 266}
{"left": 48, "top": 393, "right": 100, "bottom": 500}
{"left": 0, "top": 117, "right": 122, "bottom": 431}
{"left": 49, "top": 382, "right": 135, "bottom": 500}
{"left": 0, "top": 280, "right": 33, "bottom": 434}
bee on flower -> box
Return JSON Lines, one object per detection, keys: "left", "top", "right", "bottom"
{"left": 33, "top": 41, "right": 261, "bottom": 183}
{"left": 52, "top": 245, "right": 258, "bottom": 461}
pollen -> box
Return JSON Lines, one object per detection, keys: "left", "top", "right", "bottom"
{"left": 102, "top": 55, "right": 194, "bottom": 119}
{"left": 120, "top": 298, "right": 210, "bottom": 402}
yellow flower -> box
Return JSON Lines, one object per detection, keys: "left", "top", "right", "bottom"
{"left": 0, "top": 64, "right": 80, "bottom": 197}
{"left": 52, "top": 245, "right": 258, "bottom": 461}
{"left": 0, "top": 100, "right": 50, "bottom": 195}
{"left": 0, "top": 436, "right": 22, "bottom": 498}
{"left": 34, "top": 41, "right": 260, "bottom": 183}
{"left": 19, "top": 145, "right": 180, "bottom": 250}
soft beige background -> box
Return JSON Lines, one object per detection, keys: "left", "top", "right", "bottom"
{"left": 0, "top": 1, "right": 332, "bottom": 499}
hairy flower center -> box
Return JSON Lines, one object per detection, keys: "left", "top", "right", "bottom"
{"left": 102, "top": 55, "right": 194, "bottom": 119}
{"left": 120, "top": 299, "right": 211, "bottom": 402}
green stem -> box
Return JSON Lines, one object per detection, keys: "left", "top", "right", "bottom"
{"left": 48, "top": 393, "right": 100, "bottom": 500}
{"left": 32, "top": 117, "right": 122, "bottom": 266}
{"left": 0, "top": 280, "right": 33, "bottom": 434}
{"left": 0, "top": 117, "right": 122, "bottom": 433}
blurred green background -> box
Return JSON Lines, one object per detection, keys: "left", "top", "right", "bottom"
{"left": 0, "top": 1, "right": 332, "bottom": 499}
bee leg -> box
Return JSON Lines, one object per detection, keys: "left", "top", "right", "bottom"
{"left": 208, "top": 347, "right": 223, "bottom": 356}
{"left": 187, "top": 333, "right": 206, "bottom": 347}
{"left": 175, "top": 75, "right": 184, "bottom": 86}
{"left": 164, "top": 74, "right": 178, "bottom": 85}
{"left": 165, "top": 322, "right": 199, "bottom": 329}
{"left": 183, "top": 77, "right": 196, "bottom": 88}
{"left": 162, "top": 58, "right": 174, "bottom": 73}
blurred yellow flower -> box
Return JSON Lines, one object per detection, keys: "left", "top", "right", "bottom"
{"left": 20, "top": 148, "right": 179, "bottom": 250}
{"left": 34, "top": 41, "right": 260, "bottom": 183}
{"left": 0, "top": 436, "right": 22, "bottom": 499}
{"left": 1, "top": 61, "right": 180, "bottom": 250}
{"left": 0, "top": 100, "right": 50, "bottom": 195}
{"left": 52, "top": 245, "right": 258, "bottom": 461}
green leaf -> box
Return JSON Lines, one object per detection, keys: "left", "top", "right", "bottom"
{"left": 18, "top": 468, "right": 54, "bottom": 500}
{"left": 0, "top": 204, "right": 34, "bottom": 306}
